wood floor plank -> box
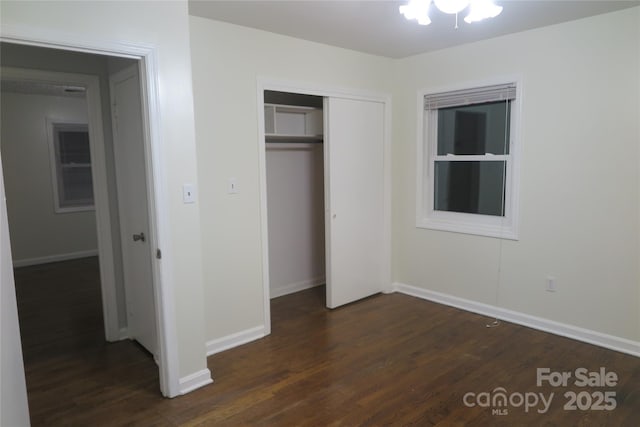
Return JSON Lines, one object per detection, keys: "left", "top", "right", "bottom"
{"left": 13, "top": 258, "right": 640, "bottom": 426}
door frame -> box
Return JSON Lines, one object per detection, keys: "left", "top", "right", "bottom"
{"left": 256, "top": 78, "right": 393, "bottom": 334}
{"left": 0, "top": 33, "right": 180, "bottom": 397}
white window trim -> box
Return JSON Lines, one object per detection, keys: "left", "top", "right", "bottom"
{"left": 46, "top": 118, "right": 95, "bottom": 213}
{"left": 415, "top": 78, "right": 523, "bottom": 240}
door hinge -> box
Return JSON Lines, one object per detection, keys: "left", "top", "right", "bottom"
{"left": 156, "top": 249, "right": 162, "bottom": 259}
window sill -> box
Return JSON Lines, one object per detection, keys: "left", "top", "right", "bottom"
{"left": 55, "top": 205, "right": 95, "bottom": 214}
{"left": 416, "top": 213, "right": 519, "bottom": 240}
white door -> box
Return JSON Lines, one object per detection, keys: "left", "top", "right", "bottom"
{"left": 324, "top": 97, "right": 385, "bottom": 309}
{"left": 110, "top": 64, "right": 157, "bottom": 355}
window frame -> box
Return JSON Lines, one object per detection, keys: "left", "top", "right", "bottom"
{"left": 47, "top": 119, "right": 95, "bottom": 213}
{"left": 416, "top": 79, "right": 522, "bottom": 240}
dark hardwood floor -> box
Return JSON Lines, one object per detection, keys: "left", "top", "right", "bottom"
{"left": 13, "top": 258, "right": 640, "bottom": 426}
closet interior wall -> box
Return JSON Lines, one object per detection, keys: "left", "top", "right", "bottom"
{"left": 264, "top": 91, "right": 325, "bottom": 299}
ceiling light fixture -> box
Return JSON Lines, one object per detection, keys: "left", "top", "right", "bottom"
{"left": 464, "top": 0, "right": 503, "bottom": 23}
{"left": 433, "top": 0, "right": 469, "bottom": 14}
{"left": 399, "top": 0, "right": 503, "bottom": 28}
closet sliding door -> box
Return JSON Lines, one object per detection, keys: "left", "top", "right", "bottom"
{"left": 324, "top": 97, "right": 385, "bottom": 309}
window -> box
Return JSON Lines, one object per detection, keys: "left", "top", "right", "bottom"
{"left": 48, "top": 121, "right": 94, "bottom": 212}
{"left": 417, "top": 82, "right": 521, "bottom": 239}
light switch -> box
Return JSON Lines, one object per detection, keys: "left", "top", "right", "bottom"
{"left": 228, "top": 178, "right": 238, "bottom": 194}
{"left": 183, "top": 184, "right": 196, "bottom": 204}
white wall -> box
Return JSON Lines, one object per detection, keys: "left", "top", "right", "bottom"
{"left": 1, "top": 92, "right": 98, "bottom": 264}
{"left": 1, "top": 0, "right": 208, "bottom": 395}
{"left": 190, "top": 7, "right": 640, "bottom": 350}
{"left": 392, "top": 7, "right": 640, "bottom": 341}
{"left": 189, "top": 16, "right": 393, "bottom": 342}
{"left": 266, "top": 143, "right": 325, "bottom": 297}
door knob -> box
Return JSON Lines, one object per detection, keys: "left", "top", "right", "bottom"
{"left": 133, "top": 232, "right": 145, "bottom": 242}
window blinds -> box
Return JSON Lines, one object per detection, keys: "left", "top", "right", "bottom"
{"left": 424, "top": 83, "right": 516, "bottom": 110}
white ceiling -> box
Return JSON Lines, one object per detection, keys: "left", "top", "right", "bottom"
{"left": 188, "top": 0, "right": 639, "bottom": 58}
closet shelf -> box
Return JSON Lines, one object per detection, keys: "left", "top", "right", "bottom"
{"left": 265, "top": 134, "right": 323, "bottom": 143}
{"left": 264, "top": 103, "right": 323, "bottom": 140}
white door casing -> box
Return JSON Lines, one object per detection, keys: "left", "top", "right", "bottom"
{"left": 324, "top": 97, "right": 386, "bottom": 309}
{"left": 1, "top": 28, "right": 183, "bottom": 397}
{"left": 110, "top": 64, "right": 157, "bottom": 355}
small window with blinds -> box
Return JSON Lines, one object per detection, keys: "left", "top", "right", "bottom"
{"left": 48, "top": 122, "right": 95, "bottom": 213}
{"left": 417, "top": 81, "right": 521, "bottom": 239}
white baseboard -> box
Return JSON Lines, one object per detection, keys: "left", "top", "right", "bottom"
{"left": 270, "top": 276, "right": 325, "bottom": 299}
{"left": 12, "top": 249, "right": 98, "bottom": 268}
{"left": 392, "top": 282, "right": 640, "bottom": 358}
{"left": 206, "top": 325, "right": 266, "bottom": 356}
{"left": 179, "top": 368, "right": 213, "bottom": 395}
{"left": 118, "top": 327, "right": 129, "bottom": 340}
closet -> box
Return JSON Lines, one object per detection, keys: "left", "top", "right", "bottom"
{"left": 263, "top": 89, "right": 387, "bottom": 310}
{"left": 264, "top": 91, "right": 326, "bottom": 298}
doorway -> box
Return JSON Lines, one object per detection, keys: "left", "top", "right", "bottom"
{"left": 259, "top": 84, "right": 392, "bottom": 332}
{"left": 264, "top": 91, "right": 326, "bottom": 301}
{"left": 0, "top": 42, "right": 161, "bottom": 410}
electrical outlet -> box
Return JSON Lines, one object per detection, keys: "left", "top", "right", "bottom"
{"left": 546, "top": 276, "right": 557, "bottom": 292}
